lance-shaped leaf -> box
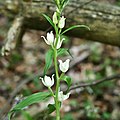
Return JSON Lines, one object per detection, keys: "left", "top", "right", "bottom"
{"left": 43, "top": 14, "right": 54, "bottom": 28}
{"left": 61, "top": 25, "right": 90, "bottom": 35}
{"left": 11, "top": 92, "right": 50, "bottom": 111}
{"left": 57, "top": 48, "right": 73, "bottom": 58}
{"left": 44, "top": 49, "right": 54, "bottom": 75}
{"left": 8, "top": 92, "right": 51, "bottom": 120}
{"left": 57, "top": 48, "right": 68, "bottom": 56}
{"left": 61, "top": 0, "right": 70, "bottom": 11}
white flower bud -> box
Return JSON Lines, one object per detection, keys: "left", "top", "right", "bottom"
{"left": 58, "top": 59, "right": 70, "bottom": 73}
{"left": 58, "top": 16, "right": 66, "bottom": 28}
{"left": 41, "top": 31, "right": 54, "bottom": 45}
{"left": 58, "top": 91, "right": 70, "bottom": 102}
{"left": 40, "top": 74, "right": 54, "bottom": 87}
{"left": 53, "top": 12, "right": 58, "bottom": 24}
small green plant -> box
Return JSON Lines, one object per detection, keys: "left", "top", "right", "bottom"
{"left": 8, "top": 0, "right": 89, "bottom": 120}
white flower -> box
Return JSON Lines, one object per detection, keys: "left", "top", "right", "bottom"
{"left": 58, "top": 16, "right": 66, "bottom": 28}
{"left": 54, "top": 37, "right": 65, "bottom": 49}
{"left": 58, "top": 91, "right": 70, "bottom": 102}
{"left": 41, "top": 31, "right": 54, "bottom": 45}
{"left": 53, "top": 12, "right": 58, "bottom": 24}
{"left": 40, "top": 74, "right": 54, "bottom": 87}
{"left": 58, "top": 59, "right": 70, "bottom": 73}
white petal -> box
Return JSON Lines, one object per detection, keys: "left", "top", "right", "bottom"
{"left": 42, "top": 79, "right": 47, "bottom": 86}
{"left": 58, "top": 91, "right": 64, "bottom": 101}
{"left": 44, "top": 75, "right": 52, "bottom": 87}
{"left": 40, "top": 77, "right": 47, "bottom": 87}
{"left": 66, "top": 59, "right": 70, "bottom": 63}
{"left": 58, "top": 59, "right": 70, "bottom": 73}
{"left": 47, "top": 31, "right": 54, "bottom": 44}
{"left": 56, "top": 38, "right": 65, "bottom": 49}
{"left": 58, "top": 60, "right": 64, "bottom": 72}
{"left": 58, "top": 16, "right": 66, "bottom": 28}
{"left": 51, "top": 74, "right": 55, "bottom": 86}
{"left": 58, "top": 59, "right": 62, "bottom": 64}
{"left": 58, "top": 91, "right": 70, "bottom": 102}
{"left": 64, "top": 59, "right": 70, "bottom": 72}
{"left": 63, "top": 93, "right": 70, "bottom": 101}
{"left": 56, "top": 37, "right": 61, "bottom": 49}
{"left": 41, "top": 36, "right": 50, "bottom": 45}
{"left": 53, "top": 12, "right": 58, "bottom": 24}
{"left": 64, "top": 59, "right": 70, "bottom": 69}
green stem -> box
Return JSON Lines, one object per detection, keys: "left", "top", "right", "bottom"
{"left": 53, "top": 4, "right": 62, "bottom": 119}
{"left": 56, "top": 0, "right": 60, "bottom": 9}
{"left": 54, "top": 48, "right": 60, "bottom": 120}
{"left": 54, "top": 25, "right": 59, "bottom": 47}
{"left": 48, "top": 87, "right": 55, "bottom": 98}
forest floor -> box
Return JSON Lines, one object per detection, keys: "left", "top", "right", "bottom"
{"left": 0, "top": 1, "right": 120, "bottom": 119}
{"left": 0, "top": 28, "right": 120, "bottom": 120}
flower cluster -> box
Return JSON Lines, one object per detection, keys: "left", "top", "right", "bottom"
{"left": 53, "top": 12, "right": 66, "bottom": 28}
{"left": 40, "top": 59, "right": 70, "bottom": 87}
{"left": 40, "top": 12, "right": 70, "bottom": 103}
{"left": 40, "top": 58, "right": 70, "bottom": 101}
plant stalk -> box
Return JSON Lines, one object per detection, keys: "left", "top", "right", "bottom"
{"left": 54, "top": 48, "right": 60, "bottom": 120}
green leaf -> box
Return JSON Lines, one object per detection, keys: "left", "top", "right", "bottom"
{"left": 61, "top": 75, "right": 72, "bottom": 89}
{"left": 11, "top": 92, "right": 50, "bottom": 112}
{"left": 44, "top": 49, "right": 54, "bottom": 75}
{"left": 48, "top": 104, "right": 56, "bottom": 114}
{"left": 61, "top": 0, "right": 70, "bottom": 10}
{"left": 43, "top": 14, "right": 54, "bottom": 28}
{"left": 8, "top": 92, "right": 51, "bottom": 119}
{"left": 67, "top": 49, "right": 73, "bottom": 58}
{"left": 57, "top": 48, "right": 73, "bottom": 58}
{"left": 61, "top": 25, "right": 90, "bottom": 35}
{"left": 57, "top": 48, "right": 68, "bottom": 56}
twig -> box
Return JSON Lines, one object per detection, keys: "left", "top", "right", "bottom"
{"left": 70, "top": 74, "right": 120, "bottom": 91}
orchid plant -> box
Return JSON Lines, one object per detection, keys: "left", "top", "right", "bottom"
{"left": 8, "top": 0, "right": 89, "bottom": 120}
